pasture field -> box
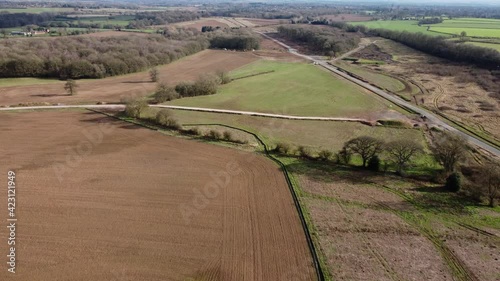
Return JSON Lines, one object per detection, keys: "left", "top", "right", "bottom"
{"left": 0, "top": 110, "right": 316, "bottom": 281}
{"left": 0, "top": 50, "right": 258, "bottom": 106}
{"left": 349, "top": 20, "right": 440, "bottom": 36}
{"left": 285, "top": 159, "right": 500, "bottom": 281}
{"left": 465, "top": 41, "right": 500, "bottom": 52}
{"left": 167, "top": 60, "right": 401, "bottom": 119}
{"left": 430, "top": 27, "right": 500, "bottom": 38}
{"left": 148, "top": 109, "right": 425, "bottom": 153}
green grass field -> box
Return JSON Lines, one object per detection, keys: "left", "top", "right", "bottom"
{"left": 0, "top": 7, "right": 74, "bottom": 14}
{"left": 465, "top": 41, "right": 500, "bottom": 52}
{"left": 430, "top": 26, "right": 500, "bottom": 38}
{"left": 352, "top": 18, "right": 500, "bottom": 39}
{"left": 147, "top": 108, "right": 425, "bottom": 152}
{"left": 349, "top": 20, "right": 441, "bottom": 36}
{"left": 167, "top": 60, "right": 393, "bottom": 118}
{"left": 0, "top": 78, "right": 62, "bottom": 87}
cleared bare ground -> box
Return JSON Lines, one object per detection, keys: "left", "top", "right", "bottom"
{"left": 0, "top": 110, "right": 315, "bottom": 281}
{"left": 293, "top": 168, "right": 459, "bottom": 281}
{"left": 356, "top": 39, "right": 500, "bottom": 142}
{"left": 0, "top": 50, "right": 258, "bottom": 106}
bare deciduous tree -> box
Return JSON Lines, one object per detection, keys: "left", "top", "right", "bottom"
{"left": 385, "top": 140, "right": 423, "bottom": 174}
{"left": 64, "top": 79, "right": 78, "bottom": 96}
{"left": 343, "top": 136, "right": 384, "bottom": 167}
{"left": 432, "top": 132, "right": 466, "bottom": 174}
{"left": 478, "top": 163, "right": 500, "bottom": 207}
{"left": 149, "top": 67, "right": 159, "bottom": 83}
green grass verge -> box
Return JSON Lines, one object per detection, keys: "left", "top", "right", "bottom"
{"left": 167, "top": 60, "right": 393, "bottom": 117}
{"left": 0, "top": 77, "right": 62, "bottom": 87}
{"left": 145, "top": 108, "right": 426, "bottom": 152}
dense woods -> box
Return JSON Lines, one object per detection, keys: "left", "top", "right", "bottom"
{"left": 0, "top": 34, "right": 209, "bottom": 78}
{"left": 0, "top": 12, "right": 56, "bottom": 28}
{"left": 418, "top": 17, "right": 443, "bottom": 25}
{"left": 277, "top": 25, "right": 360, "bottom": 56}
{"left": 210, "top": 35, "right": 260, "bottom": 50}
{"left": 126, "top": 10, "right": 199, "bottom": 29}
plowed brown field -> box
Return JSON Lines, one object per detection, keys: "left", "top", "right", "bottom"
{"left": 0, "top": 50, "right": 258, "bottom": 106}
{"left": 0, "top": 110, "right": 315, "bottom": 281}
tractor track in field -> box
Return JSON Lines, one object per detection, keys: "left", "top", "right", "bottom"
{"left": 373, "top": 185, "right": 481, "bottom": 281}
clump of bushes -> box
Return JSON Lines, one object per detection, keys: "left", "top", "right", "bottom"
{"left": 318, "top": 150, "right": 333, "bottom": 161}
{"left": 206, "top": 129, "right": 223, "bottom": 140}
{"left": 367, "top": 155, "right": 381, "bottom": 172}
{"left": 125, "top": 99, "right": 148, "bottom": 118}
{"left": 175, "top": 74, "right": 220, "bottom": 97}
{"left": 182, "top": 127, "right": 201, "bottom": 136}
{"left": 445, "top": 172, "right": 462, "bottom": 192}
{"left": 155, "top": 109, "right": 181, "bottom": 130}
{"left": 297, "top": 146, "right": 314, "bottom": 159}
{"left": 274, "top": 142, "right": 294, "bottom": 155}
{"left": 153, "top": 83, "right": 179, "bottom": 103}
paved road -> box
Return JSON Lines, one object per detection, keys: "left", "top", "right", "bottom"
{"left": 258, "top": 32, "right": 500, "bottom": 157}
{"left": 0, "top": 104, "right": 369, "bottom": 122}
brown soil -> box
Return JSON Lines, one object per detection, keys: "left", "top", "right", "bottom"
{"left": 295, "top": 169, "right": 455, "bottom": 281}
{"left": 0, "top": 50, "right": 258, "bottom": 106}
{"left": 0, "top": 110, "right": 316, "bottom": 281}
{"left": 351, "top": 44, "right": 393, "bottom": 62}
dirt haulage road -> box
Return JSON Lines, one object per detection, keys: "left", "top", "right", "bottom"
{"left": 257, "top": 32, "right": 500, "bottom": 157}
{"left": 0, "top": 111, "right": 315, "bottom": 281}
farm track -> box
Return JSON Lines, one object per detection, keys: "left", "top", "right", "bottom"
{"left": 0, "top": 104, "right": 373, "bottom": 123}
{"left": 455, "top": 222, "right": 497, "bottom": 237}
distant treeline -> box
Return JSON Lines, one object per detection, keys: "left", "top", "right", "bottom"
{"left": 0, "top": 12, "right": 56, "bottom": 28}
{"left": 330, "top": 21, "right": 500, "bottom": 70}
{"left": 126, "top": 11, "right": 199, "bottom": 29}
{"left": 210, "top": 35, "right": 260, "bottom": 50}
{"left": 418, "top": 17, "right": 443, "bottom": 25}
{"left": 277, "top": 25, "right": 360, "bottom": 56}
{"left": 0, "top": 10, "right": 199, "bottom": 29}
{"left": 0, "top": 35, "right": 209, "bottom": 79}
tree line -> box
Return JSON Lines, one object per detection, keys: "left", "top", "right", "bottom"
{"left": 0, "top": 34, "right": 209, "bottom": 79}
{"left": 329, "top": 21, "right": 500, "bottom": 70}
{"left": 133, "top": 10, "right": 199, "bottom": 26}
{"left": 277, "top": 25, "right": 361, "bottom": 56}
{"left": 0, "top": 12, "right": 57, "bottom": 28}
{"left": 274, "top": 132, "right": 499, "bottom": 207}
{"left": 210, "top": 35, "right": 260, "bottom": 50}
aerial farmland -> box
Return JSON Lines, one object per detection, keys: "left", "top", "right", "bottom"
{"left": 0, "top": 1, "right": 499, "bottom": 281}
